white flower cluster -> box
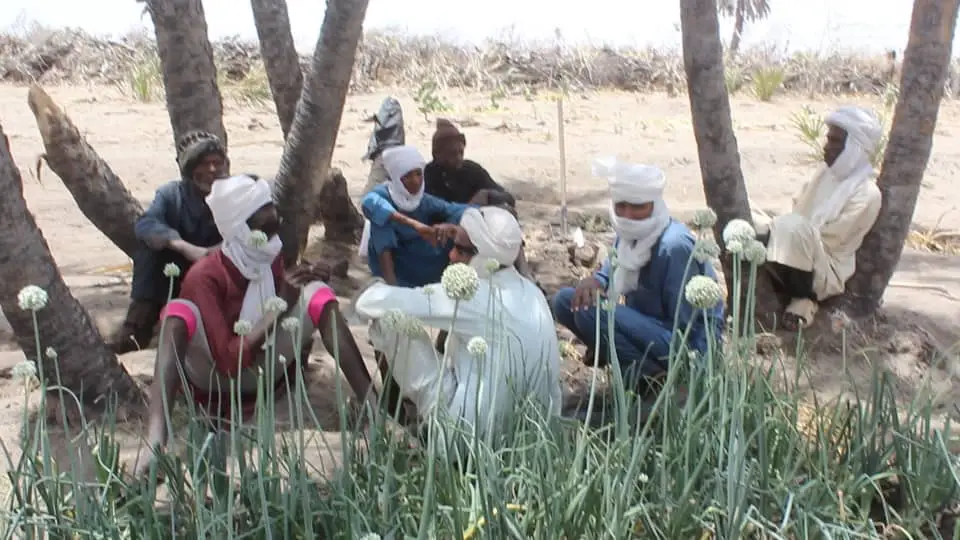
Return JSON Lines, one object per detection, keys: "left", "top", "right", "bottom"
{"left": 441, "top": 263, "right": 480, "bottom": 301}
{"left": 722, "top": 219, "right": 755, "bottom": 246}
{"left": 45, "top": 347, "right": 57, "bottom": 360}
{"left": 380, "top": 309, "right": 406, "bottom": 331}
{"left": 12, "top": 360, "right": 37, "bottom": 382}
{"left": 281, "top": 316, "right": 301, "bottom": 334}
{"left": 467, "top": 336, "right": 489, "bottom": 357}
{"left": 691, "top": 208, "right": 718, "bottom": 230}
{"left": 692, "top": 238, "right": 720, "bottom": 264}
{"left": 17, "top": 285, "right": 48, "bottom": 312}
{"left": 248, "top": 230, "right": 269, "bottom": 248}
{"left": 263, "top": 296, "right": 288, "bottom": 314}
{"left": 483, "top": 258, "right": 500, "bottom": 274}
{"left": 163, "top": 263, "right": 181, "bottom": 278}
{"left": 721, "top": 219, "right": 767, "bottom": 264}
{"left": 234, "top": 320, "right": 253, "bottom": 336}
{"left": 684, "top": 275, "right": 724, "bottom": 309}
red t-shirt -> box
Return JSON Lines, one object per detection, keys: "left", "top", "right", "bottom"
{"left": 178, "top": 250, "right": 284, "bottom": 376}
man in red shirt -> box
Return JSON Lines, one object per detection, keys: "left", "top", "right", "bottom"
{"left": 134, "top": 174, "right": 374, "bottom": 476}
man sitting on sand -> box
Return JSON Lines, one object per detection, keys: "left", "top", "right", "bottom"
{"left": 110, "top": 131, "right": 228, "bottom": 354}
{"left": 351, "top": 206, "right": 562, "bottom": 443}
{"left": 551, "top": 159, "right": 724, "bottom": 391}
{"left": 361, "top": 144, "right": 468, "bottom": 288}
{"left": 754, "top": 106, "right": 883, "bottom": 331}
{"left": 135, "top": 175, "right": 374, "bottom": 476}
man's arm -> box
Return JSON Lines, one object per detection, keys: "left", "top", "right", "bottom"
{"left": 315, "top": 300, "right": 377, "bottom": 405}
{"left": 362, "top": 190, "right": 432, "bottom": 231}
{"left": 135, "top": 184, "right": 182, "bottom": 251}
{"left": 469, "top": 162, "right": 516, "bottom": 207}
{"left": 353, "top": 281, "right": 489, "bottom": 337}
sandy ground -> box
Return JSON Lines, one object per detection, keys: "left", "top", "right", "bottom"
{"left": 0, "top": 84, "right": 958, "bottom": 481}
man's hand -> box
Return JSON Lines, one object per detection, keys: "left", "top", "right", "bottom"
{"left": 175, "top": 242, "right": 212, "bottom": 263}
{"left": 571, "top": 276, "right": 604, "bottom": 311}
{"left": 433, "top": 223, "right": 460, "bottom": 244}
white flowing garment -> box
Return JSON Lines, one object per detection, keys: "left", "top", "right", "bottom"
{"left": 592, "top": 157, "right": 671, "bottom": 298}
{"left": 205, "top": 175, "right": 282, "bottom": 324}
{"left": 358, "top": 144, "right": 427, "bottom": 255}
{"left": 350, "top": 207, "right": 560, "bottom": 443}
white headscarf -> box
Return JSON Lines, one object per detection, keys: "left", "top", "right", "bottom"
{"left": 808, "top": 106, "right": 883, "bottom": 228}
{"left": 459, "top": 206, "right": 523, "bottom": 277}
{"left": 592, "top": 157, "right": 671, "bottom": 297}
{"left": 383, "top": 145, "right": 426, "bottom": 212}
{"left": 205, "top": 175, "right": 282, "bottom": 324}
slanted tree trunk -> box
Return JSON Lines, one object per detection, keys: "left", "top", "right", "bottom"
{"left": 274, "top": 0, "right": 370, "bottom": 266}
{"left": 0, "top": 125, "right": 144, "bottom": 412}
{"left": 680, "top": 0, "right": 782, "bottom": 328}
{"left": 251, "top": 0, "right": 304, "bottom": 139}
{"left": 140, "top": 0, "right": 228, "bottom": 148}
{"left": 28, "top": 84, "right": 143, "bottom": 258}
{"left": 840, "top": 0, "right": 960, "bottom": 317}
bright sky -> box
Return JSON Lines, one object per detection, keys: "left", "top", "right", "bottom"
{"left": 0, "top": 0, "right": 952, "bottom": 56}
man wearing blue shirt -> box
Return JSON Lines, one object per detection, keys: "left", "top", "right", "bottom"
{"left": 551, "top": 159, "right": 724, "bottom": 391}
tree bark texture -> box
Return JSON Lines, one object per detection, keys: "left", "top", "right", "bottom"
{"left": 680, "top": 0, "right": 781, "bottom": 328}
{"left": 250, "top": 0, "right": 304, "bottom": 139}
{"left": 314, "top": 168, "right": 364, "bottom": 244}
{"left": 274, "top": 0, "right": 370, "bottom": 266}
{"left": 142, "top": 0, "right": 228, "bottom": 148}
{"left": 0, "top": 125, "right": 144, "bottom": 411}
{"left": 841, "top": 0, "right": 960, "bottom": 317}
{"left": 27, "top": 85, "right": 143, "bottom": 259}
{"left": 729, "top": 2, "right": 745, "bottom": 56}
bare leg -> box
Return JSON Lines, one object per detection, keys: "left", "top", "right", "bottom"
{"left": 135, "top": 318, "right": 189, "bottom": 476}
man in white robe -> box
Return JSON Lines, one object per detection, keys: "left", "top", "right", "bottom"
{"left": 754, "top": 106, "right": 883, "bottom": 330}
{"left": 350, "top": 206, "right": 562, "bottom": 443}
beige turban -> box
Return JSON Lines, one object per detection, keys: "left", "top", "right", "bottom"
{"left": 826, "top": 106, "right": 883, "bottom": 156}
{"left": 459, "top": 206, "right": 523, "bottom": 266}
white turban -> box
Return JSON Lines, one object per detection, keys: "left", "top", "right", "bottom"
{"left": 826, "top": 106, "right": 883, "bottom": 157}
{"left": 591, "top": 157, "right": 671, "bottom": 297}
{"left": 460, "top": 206, "right": 523, "bottom": 270}
{"left": 205, "top": 175, "right": 282, "bottom": 324}
{"left": 382, "top": 145, "right": 426, "bottom": 212}
{"left": 807, "top": 106, "right": 883, "bottom": 229}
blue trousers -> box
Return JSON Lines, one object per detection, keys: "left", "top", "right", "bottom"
{"left": 552, "top": 287, "right": 673, "bottom": 380}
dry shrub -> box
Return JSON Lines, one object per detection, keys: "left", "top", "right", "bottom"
{"left": 2, "top": 25, "right": 958, "bottom": 99}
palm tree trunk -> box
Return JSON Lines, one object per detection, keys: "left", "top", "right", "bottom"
{"left": 680, "top": 0, "right": 782, "bottom": 327}
{"left": 27, "top": 84, "right": 142, "bottom": 258}
{"left": 839, "top": 0, "right": 960, "bottom": 317}
{"left": 0, "top": 126, "right": 144, "bottom": 412}
{"left": 274, "top": 0, "right": 370, "bottom": 266}
{"left": 251, "top": 0, "right": 304, "bottom": 139}
{"left": 729, "top": 0, "right": 745, "bottom": 56}
{"left": 141, "top": 0, "right": 228, "bottom": 148}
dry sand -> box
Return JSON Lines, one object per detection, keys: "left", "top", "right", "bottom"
{"left": 0, "top": 83, "right": 957, "bottom": 478}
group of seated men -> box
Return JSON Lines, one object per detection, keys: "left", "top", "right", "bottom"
{"left": 124, "top": 105, "right": 884, "bottom": 476}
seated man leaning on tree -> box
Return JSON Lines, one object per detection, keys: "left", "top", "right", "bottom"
{"left": 134, "top": 174, "right": 375, "bottom": 476}
{"left": 551, "top": 159, "right": 725, "bottom": 394}
{"left": 753, "top": 105, "right": 883, "bottom": 331}
{"left": 110, "top": 131, "right": 229, "bottom": 355}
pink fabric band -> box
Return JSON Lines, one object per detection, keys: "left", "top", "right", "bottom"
{"left": 160, "top": 301, "right": 198, "bottom": 339}
{"left": 307, "top": 287, "right": 337, "bottom": 327}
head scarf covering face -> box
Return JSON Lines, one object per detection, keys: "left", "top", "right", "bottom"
{"left": 592, "top": 157, "right": 672, "bottom": 297}
{"left": 806, "top": 106, "right": 883, "bottom": 229}
{"left": 176, "top": 131, "right": 227, "bottom": 178}
{"left": 459, "top": 206, "right": 523, "bottom": 275}
{"left": 825, "top": 106, "right": 883, "bottom": 179}
{"left": 205, "top": 175, "right": 282, "bottom": 323}
{"left": 382, "top": 145, "right": 427, "bottom": 212}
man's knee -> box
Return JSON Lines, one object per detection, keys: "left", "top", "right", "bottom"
{"left": 160, "top": 299, "right": 199, "bottom": 341}
{"left": 301, "top": 282, "right": 337, "bottom": 329}
{"left": 550, "top": 287, "right": 575, "bottom": 315}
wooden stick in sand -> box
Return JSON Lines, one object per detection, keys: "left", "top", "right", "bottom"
{"left": 557, "top": 97, "right": 568, "bottom": 236}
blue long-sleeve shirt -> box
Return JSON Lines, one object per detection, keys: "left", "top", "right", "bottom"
{"left": 362, "top": 184, "right": 469, "bottom": 287}
{"left": 593, "top": 220, "right": 725, "bottom": 345}
{"left": 135, "top": 180, "right": 222, "bottom": 251}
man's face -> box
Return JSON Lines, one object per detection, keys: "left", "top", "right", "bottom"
{"left": 448, "top": 227, "right": 477, "bottom": 264}
{"left": 247, "top": 203, "right": 281, "bottom": 239}
{"left": 823, "top": 124, "right": 848, "bottom": 167}
{"left": 613, "top": 201, "right": 654, "bottom": 221}
{"left": 401, "top": 169, "right": 424, "bottom": 194}
{"left": 191, "top": 153, "right": 228, "bottom": 194}
{"left": 435, "top": 139, "right": 465, "bottom": 171}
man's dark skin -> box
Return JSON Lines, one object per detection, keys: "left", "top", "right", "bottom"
{"left": 167, "top": 152, "right": 226, "bottom": 262}
{"left": 136, "top": 203, "right": 376, "bottom": 476}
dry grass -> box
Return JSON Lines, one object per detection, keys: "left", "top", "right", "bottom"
{"left": 0, "top": 24, "right": 952, "bottom": 100}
